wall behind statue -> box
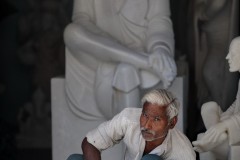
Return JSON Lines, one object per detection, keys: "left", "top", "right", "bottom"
{"left": 0, "top": 0, "right": 72, "bottom": 159}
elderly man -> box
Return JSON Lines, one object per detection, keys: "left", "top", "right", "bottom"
{"left": 67, "top": 89, "right": 196, "bottom": 160}
{"left": 192, "top": 37, "right": 240, "bottom": 159}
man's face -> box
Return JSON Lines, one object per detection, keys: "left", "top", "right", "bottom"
{"left": 140, "top": 102, "right": 170, "bottom": 142}
{"left": 226, "top": 41, "right": 240, "bottom": 72}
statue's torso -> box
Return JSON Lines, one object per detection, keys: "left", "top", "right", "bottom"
{"left": 94, "top": 0, "right": 149, "bottom": 51}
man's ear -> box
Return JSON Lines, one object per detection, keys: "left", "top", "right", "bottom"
{"left": 169, "top": 116, "right": 178, "bottom": 129}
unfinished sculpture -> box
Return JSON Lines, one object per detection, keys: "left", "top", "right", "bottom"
{"left": 193, "top": 0, "right": 239, "bottom": 110}
{"left": 192, "top": 37, "right": 240, "bottom": 160}
{"left": 64, "top": 0, "right": 176, "bottom": 120}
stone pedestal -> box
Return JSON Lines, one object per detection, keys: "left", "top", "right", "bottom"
{"left": 229, "top": 143, "right": 240, "bottom": 160}
{"left": 51, "top": 77, "right": 124, "bottom": 160}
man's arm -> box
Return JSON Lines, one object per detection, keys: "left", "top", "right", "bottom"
{"left": 82, "top": 137, "right": 101, "bottom": 160}
{"left": 81, "top": 109, "right": 128, "bottom": 158}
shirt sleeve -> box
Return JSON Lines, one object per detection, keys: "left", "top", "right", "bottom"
{"left": 86, "top": 109, "right": 128, "bottom": 151}
{"left": 170, "top": 129, "right": 196, "bottom": 160}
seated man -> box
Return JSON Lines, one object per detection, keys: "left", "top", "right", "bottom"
{"left": 64, "top": 0, "right": 177, "bottom": 119}
{"left": 67, "top": 89, "right": 196, "bottom": 160}
{"left": 192, "top": 37, "right": 240, "bottom": 159}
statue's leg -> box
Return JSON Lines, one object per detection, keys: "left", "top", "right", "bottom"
{"left": 201, "top": 101, "right": 222, "bottom": 129}
{"left": 95, "top": 63, "right": 141, "bottom": 119}
{"left": 112, "top": 86, "right": 140, "bottom": 114}
{"left": 94, "top": 62, "right": 116, "bottom": 119}
{"left": 112, "top": 63, "right": 141, "bottom": 114}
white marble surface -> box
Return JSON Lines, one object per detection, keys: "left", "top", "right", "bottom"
{"left": 51, "top": 77, "right": 125, "bottom": 160}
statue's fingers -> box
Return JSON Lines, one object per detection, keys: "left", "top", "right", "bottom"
{"left": 192, "top": 140, "right": 203, "bottom": 147}
{"left": 193, "top": 146, "right": 204, "bottom": 153}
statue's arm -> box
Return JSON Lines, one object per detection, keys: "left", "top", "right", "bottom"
{"left": 71, "top": 0, "right": 110, "bottom": 36}
{"left": 221, "top": 81, "right": 240, "bottom": 121}
{"left": 143, "top": 0, "right": 176, "bottom": 88}
{"left": 66, "top": 22, "right": 150, "bottom": 69}
{"left": 223, "top": 112, "right": 240, "bottom": 145}
{"left": 72, "top": 0, "right": 95, "bottom": 23}
{"left": 220, "top": 100, "right": 236, "bottom": 121}
{"left": 67, "top": 0, "right": 151, "bottom": 70}
{"left": 146, "top": 0, "right": 174, "bottom": 56}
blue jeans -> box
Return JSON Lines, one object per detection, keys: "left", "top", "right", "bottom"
{"left": 67, "top": 153, "right": 162, "bottom": 160}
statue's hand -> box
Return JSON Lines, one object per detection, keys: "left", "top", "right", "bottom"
{"left": 207, "top": 122, "right": 228, "bottom": 136}
{"left": 149, "top": 49, "right": 177, "bottom": 88}
{"left": 192, "top": 122, "right": 228, "bottom": 152}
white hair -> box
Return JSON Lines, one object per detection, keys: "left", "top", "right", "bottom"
{"left": 141, "top": 89, "right": 179, "bottom": 120}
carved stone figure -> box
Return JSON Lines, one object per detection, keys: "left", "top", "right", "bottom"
{"left": 192, "top": 0, "right": 239, "bottom": 110}
{"left": 192, "top": 37, "right": 240, "bottom": 160}
{"left": 64, "top": 0, "right": 176, "bottom": 120}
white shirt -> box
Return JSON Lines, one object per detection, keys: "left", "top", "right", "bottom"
{"left": 86, "top": 108, "right": 196, "bottom": 160}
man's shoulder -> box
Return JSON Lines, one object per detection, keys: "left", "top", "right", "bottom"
{"left": 170, "top": 128, "right": 191, "bottom": 143}
{"left": 169, "top": 128, "right": 196, "bottom": 159}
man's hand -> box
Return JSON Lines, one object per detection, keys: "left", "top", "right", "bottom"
{"left": 192, "top": 122, "right": 228, "bottom": 152}
{"left": 149, "top": 49, "right": 177, "bottom": 88}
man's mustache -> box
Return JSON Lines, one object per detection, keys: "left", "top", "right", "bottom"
{"left": 140, "top": 127, "right": 155, "bottom": 135}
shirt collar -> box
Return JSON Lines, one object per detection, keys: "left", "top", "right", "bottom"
{"left": 149, "top": 129, "right": 172, "bottom": 157}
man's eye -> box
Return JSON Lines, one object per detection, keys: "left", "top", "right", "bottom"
{"left": 154, "top": 118, "right": 160, "bottom": 121}
{"left": 142, "top": 113, "right": 147, "bottom": 117}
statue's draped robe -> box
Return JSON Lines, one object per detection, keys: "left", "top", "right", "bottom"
{"left": 65, "top": 0, "right": 174, "bottom": 119}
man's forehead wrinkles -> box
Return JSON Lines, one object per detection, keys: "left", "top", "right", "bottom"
{"left": 143, "top": 111, "right": 162, "bottom": 118}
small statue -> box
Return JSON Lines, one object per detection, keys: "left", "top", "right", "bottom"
{"left": 192, "top": 36, "right": 240, "bottom": 160}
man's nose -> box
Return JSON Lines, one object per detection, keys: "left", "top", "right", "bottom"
{"left": 144, "top": 119, "right": 152, "bottom": 129}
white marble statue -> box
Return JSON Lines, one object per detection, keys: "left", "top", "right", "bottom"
{"left": 64, "top": 0, "right": 176, "bottom": 120}
{"left": 192, "top": 36, "right": 240, "bottom": 160}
